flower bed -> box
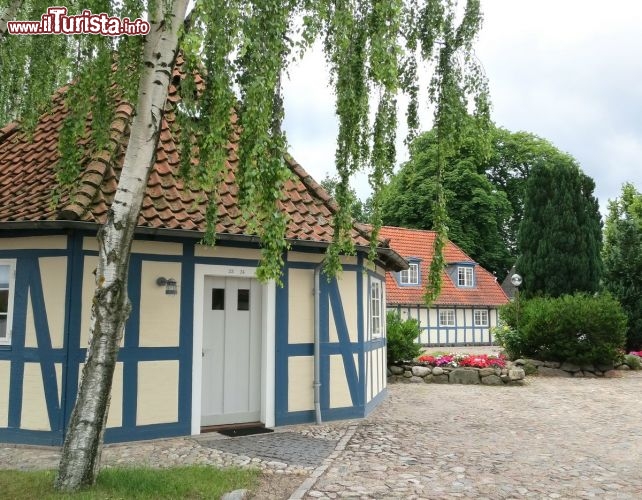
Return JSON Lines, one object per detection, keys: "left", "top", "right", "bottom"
{"left": 389, "top": 352, "right": 524, "bottom": 386}
{"left": 417, "top": 353, "right": 507, "bottom": 369}
{"left": 630, "top": 351, "right": 642, "bottom": 358}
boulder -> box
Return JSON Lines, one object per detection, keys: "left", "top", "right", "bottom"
{"left": 508, "top": 368, "right": 525, "bottom": 381}
{"left": 523, "top": 358, "right": 544, "bottom": 366}
{"left": 537, "top": 366, "right": 572, "bottom": 377}
{"left": 480, "top": 374, "right": 503, "bottom": 386}
{"left": 412, "top": 366, "right": 431, "bottom": 377}
{"left": 478, "top": 368, "right": 496, "bottom": 377}
{"left": 616, "top": 364, "right": 630, "bottom": 371}
{"left": 543, "top": 361, "right": 561, "bottom": 369}
{"left": 573, "top": 371, "right": 585, "bottom": 378}
{"left": 389, "top": 365, "right": 404, "bottom": 375}
{"left": 596, "top": 362, "right": 614, "bottom": 372}
{"left": 432, "top": 374, "right": 449, "bottom": 384}
{"left": 409, "top": 376, "right": 424, "bottom": 383}
{"left": 604, "top": 369, "right": 623, "bottom": 378}
{"left": 449, "top": 368, "right": 481, "bottom": 385}
{"left": 560, "top": 362, "right": 581, "bottom": 373}
{"left": 432, "top": 366, "right": 444, "bottom": 376}
{"left": 580, "top": 364, "right": 595, "bottom": 373}
{"left": 583, "top": 371, "right": 597, "bottom": 378}
{"left": 423, "top": 374, "right": 433, "bottom": 383}
{"left": 403, "top": 370, "right": 412, "bottom": 378}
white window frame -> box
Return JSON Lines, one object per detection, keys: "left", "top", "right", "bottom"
{"left": 457, "top": 266, "right": 474, "bottom": 287}
{"left": 474, "top": 309, "right": 489, "bottom": 327}
{"left": 0, "top": 260, "right": 16, "bottom": 346}
{"left": 399, "top": 262, "right": 419, "bottom": 285}
{"left": 369, "top": 279, "right": 383, "bottom": 340}
{"left": 439, "top": 309, "right": 455, "bottom": 327}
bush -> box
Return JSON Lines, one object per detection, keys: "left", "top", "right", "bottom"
{"left": 386, "top": 312, "right": 422, "bottom": 363}
{"left": 624, "top": 354, "right": 641, "bottom": 370}
{"left": 497, "top": 293, "right": 627, "bottom": 365}
{"left": 491, "top": 325, "right": 523, "bottom": 360}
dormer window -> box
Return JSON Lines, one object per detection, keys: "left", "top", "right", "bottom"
{"left": 399, "top": 262, "right": 419, "bottom": 285}
{"left": 457, "top": 266, "right": 474, "bottom": 287}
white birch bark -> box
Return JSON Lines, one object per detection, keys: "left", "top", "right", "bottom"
{"left": 0, "top": 0, "right": 23, "bottom": 37}
{"left": 55, "top": 0, "right": 190, "bottom": 491}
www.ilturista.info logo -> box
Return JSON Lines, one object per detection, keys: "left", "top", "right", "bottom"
{"left": 7, "top": 7, "right": 150, "bottom": 36}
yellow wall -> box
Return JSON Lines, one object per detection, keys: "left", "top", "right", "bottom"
{"left": 21, "top": 363, "right": 49, "bottom": 431}
{"left": 80, "top": 256, "right": 99, "bottom": 348}
{"left": 288, "top": 269, "right": 314, "bottom": 344}
{"left": 83, "top": 238, "right": 182, "bottom": 256}
{"left": 138, "top": 261, "right": 181, "bottom": 347}
{"left": 288, "top": 356, "right": 313, "bottom": 412}
{"left": 336, "top": 272, "right": 358, "bottom": 342}
{"left": 195, "top": 245, "right": 261, "bottom": 260}
{"left": 0, "top": 361, "right": 9, "bottom": 427}
{"left": 39, "top": 257, "right": 67, "bottom": 349}
{"left": 329, "top": 355, "right": 352, "bottom": 408}
{"left": 108, "top": 363, "right": 123, "bottom": 428}
{"left": 137, "top": 361, "right": 179, "bottom": 425}
{"left": 24, "top": 292, "right": 37, "bottom": 348}
{"left": 0, "top": 236, "right": 67, "bottom": 250}
{"left": 287, "top": 251, "right": 324, "bottom": 264}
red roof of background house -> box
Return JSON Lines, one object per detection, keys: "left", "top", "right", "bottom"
{"left": 0, "top": 60, "right": 404, "bottom": 269}
{"left": 379, "top": 226, "right": 509, "bottom": 307}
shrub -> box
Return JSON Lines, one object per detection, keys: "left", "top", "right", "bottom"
{"left": 624, "top": 354, "right": 641, "bottom": 370}
{"left": 491, "top": 325, "right": 523, "bottom": 360}
{"left": 497, "top": 293, "right": 627, "bottom": 365}
{"left": 386, "top": 312, "right": 422, "bottom": 363}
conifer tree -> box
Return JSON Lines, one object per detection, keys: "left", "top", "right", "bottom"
{"left": 602, "top": 183, "right": 642, "bottom": 350}
{"left": 516, "top": 156, "right": 602, "bottom": 297}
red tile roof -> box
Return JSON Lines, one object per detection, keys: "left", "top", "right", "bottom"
{"left": 379, "top": 226, "right": 509, "bottom": 307}
{"left": 0, "top": 61, "right": 402, "bottom": 268}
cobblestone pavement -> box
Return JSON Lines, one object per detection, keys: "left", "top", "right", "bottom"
{"left": 2, "top": 373, "right": 642, "bottom": 499}
{"left": 299, "top": 372, "right": 642, "bottom": 499}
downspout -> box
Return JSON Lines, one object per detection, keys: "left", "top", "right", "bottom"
{"left": 313, "top": 263, "right": 323, "bottom": 424}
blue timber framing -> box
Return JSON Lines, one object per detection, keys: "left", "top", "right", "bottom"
{"left": 1, "top": 230, "right": 391, "bottom": 444}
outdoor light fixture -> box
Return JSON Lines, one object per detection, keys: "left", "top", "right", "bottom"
{"left": 156, "top": 277, "right": 178, "bottom": 295}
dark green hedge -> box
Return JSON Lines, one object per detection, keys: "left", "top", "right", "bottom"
{"left": 497, "top": 293, "right": 627, "bottom": 365}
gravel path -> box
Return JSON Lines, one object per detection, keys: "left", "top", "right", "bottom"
{"left": 2, "top": 372, "right": 641, "bottom": 499}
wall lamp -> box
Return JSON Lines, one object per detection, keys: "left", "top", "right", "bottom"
{"left": 156, "top": 277, "right": 178, "bottom": 295}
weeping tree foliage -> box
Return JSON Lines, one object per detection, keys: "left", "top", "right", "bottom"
{"left": 0, "top": 0, "right": 488, "bottom": 491}
{"left": 381, "top": 122, "right": 512, "bottom": 277}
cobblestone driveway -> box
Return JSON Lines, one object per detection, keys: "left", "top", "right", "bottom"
{"left": 2, "top": 373, "right": 642, "bottom": 499}
{"left": 300, "top": 372, "right": 642, "bottom": 499}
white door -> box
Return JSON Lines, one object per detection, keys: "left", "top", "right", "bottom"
{"left": 201, "top": 276, "right": 262, "bottom": 426}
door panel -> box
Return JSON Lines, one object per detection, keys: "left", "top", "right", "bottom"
{"left": 201, "top": 277, "right": 262, "bottom": 426}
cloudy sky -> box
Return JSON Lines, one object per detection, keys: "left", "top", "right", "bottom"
{"left": 282, "top": 0, "right": 642, "bottom": 215}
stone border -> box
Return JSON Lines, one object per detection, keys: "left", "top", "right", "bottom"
{"left": 387, "top": 363, "right": 525, "bottom": 385}
{"left": 513, "top": 358, "right": 636, "bottom": 378}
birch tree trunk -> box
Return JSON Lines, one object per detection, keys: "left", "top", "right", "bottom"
{"left": 0, "top": 0, "right": 23, "bottom": 37}
{"left": 55, "top": 1, "right": 190, "bottom": 491}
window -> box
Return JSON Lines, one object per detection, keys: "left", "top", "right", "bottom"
{"left": 399, "top": 263, "right": 419, "bottom": 285}
{"left": 439, "top": 309, "right": 455, "bottom": 327}
{"left": 474, "top": 309, "right": 489, "bottom": 327}
{"left": 370, "top": 280, "right": 383, "bottom": 339}
{"left": 457, "top": 266, "right": 474, "bottom": 287}
{"left": 0, "top": 261, "right": 15, "bottom": 345}
{"left": 237, "top": 289, "right": 250, "bottom": 311}
{"left": 211, "top": 288, "right": 225, "bottom": 310}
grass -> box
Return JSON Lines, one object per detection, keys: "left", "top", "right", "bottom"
{"left": 0, "top": 465, "right": 259, "bottom": 499}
